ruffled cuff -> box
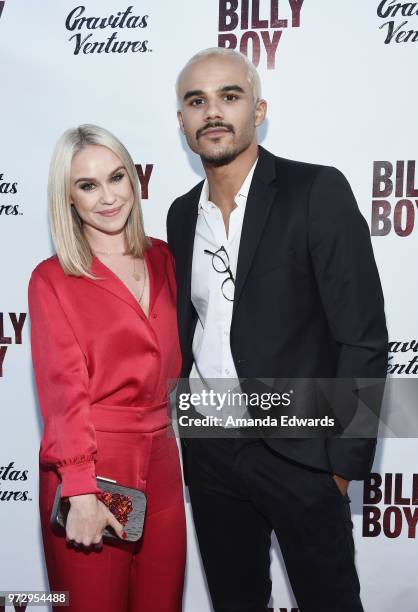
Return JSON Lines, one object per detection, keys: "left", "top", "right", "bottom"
{"left": 57, "top": 457, "right": 100, "bottom": 498}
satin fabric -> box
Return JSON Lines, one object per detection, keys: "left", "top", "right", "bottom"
{"left": 29, "top": 237, "right": 181, "bottom": 496}
{"left": 29, "top": 238, "right": 186, "bottom": 612}
{"left": 39, "top": 426, "right": 186, "bottom": 612}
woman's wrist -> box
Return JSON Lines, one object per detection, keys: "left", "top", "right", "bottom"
{"left": 58, "top": 460, "right": 100, "bottom": 498}
{"left": 68, "top": 493, "right": 98, "bottom": 505}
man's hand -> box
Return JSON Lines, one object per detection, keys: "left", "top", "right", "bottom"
{"left": 332, "top": 474, "right": 349, "bottom": 497}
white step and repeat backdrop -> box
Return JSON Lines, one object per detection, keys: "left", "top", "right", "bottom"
{"left": 1, "top": 1, "right": 417, "bottom": 611}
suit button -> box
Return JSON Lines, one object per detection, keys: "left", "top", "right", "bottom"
{"left": 152, "top": 313, "right": 158, "bottom": 319}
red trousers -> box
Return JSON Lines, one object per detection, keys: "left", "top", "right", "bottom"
{"left": 39, "top": 418, "right": 186, "bottom": 612}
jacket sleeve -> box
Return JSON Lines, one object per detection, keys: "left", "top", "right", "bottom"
{"left": 166, "top": 198, "right": 177, "bottom": 255}
{"left": 28, "top": 269, "right": 100, "bottom": 498}
{"left": 308, "top": 167, "right": 388, "bottom": 480}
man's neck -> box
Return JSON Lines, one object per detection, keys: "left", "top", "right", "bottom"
{"left": 203, "top": 142, "right": 258, "bottom": 214}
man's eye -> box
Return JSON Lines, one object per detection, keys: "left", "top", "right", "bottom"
{"left": 191, "top": 98, "right": 205, "bottom": 106}
{"left": 224, "top": 94, "right": 238, "bottom": 102}
{"left": 112, "top": 173, "right": 124, "bottom": 182}
{"left": 80, "top": 183, "right": 95, "bottom": 191}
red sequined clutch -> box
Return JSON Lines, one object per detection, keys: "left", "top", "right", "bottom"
{"left": 50, "top": 476, "right": 147, "bottom": 542}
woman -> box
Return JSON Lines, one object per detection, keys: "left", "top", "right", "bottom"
{"left": 28, "top": 124, "right": 186, "bottom": 612}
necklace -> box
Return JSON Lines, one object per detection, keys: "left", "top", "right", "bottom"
{"left": 93, "top": 249, "right": 126, "bottom": 255}
{"left": 132, "top": 258, "right": 147, "bottom": 304}
{"left": 92, "top": 249, "right": 147, "bottom": 304}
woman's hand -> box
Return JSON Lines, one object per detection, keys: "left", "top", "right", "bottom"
{"left": 66, "top": 493, "right": 125, "bottom": 547}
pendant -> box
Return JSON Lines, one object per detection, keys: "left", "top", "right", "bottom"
{"left": 132, "top": 272, "right": 141, "bottom": 281}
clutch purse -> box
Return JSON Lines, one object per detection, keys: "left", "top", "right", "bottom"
{"left": 50, "top": 475, "right": 147, "bottom": 542}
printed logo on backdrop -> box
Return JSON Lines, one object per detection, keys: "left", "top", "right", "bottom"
{"left": 0, "top": 172, "right": 21, "bottom": 216}
{"left": 377, "top": 1, "right": 418, "bottom": 44}
{"left": 371, "top": 161, "right": 418, "bottom": 237}
{"left": 135, "top": 164, "right": 153, "bottom": 199}
{"left": 65, "top": 5, "right": 151, "bottom": 56}
{"left": 0, "top": 313, "right": 27, "bottom": 379}
{"left": 363, "top": 472, "right": 418, "bottom": 539}
{"left": 0, "top": 461, "right": 30, "bottom": 502}
{"left": 388, "top": 340, "right": 418, "bottom": 375}
{"left": 218, "top": 0, "right": 304, "bottom": 69}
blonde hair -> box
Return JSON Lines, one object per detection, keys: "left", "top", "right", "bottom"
{"left": 48, "top": 124, "right": 150, "bottom": 278}
{"left": 176, "top": 47, "right": 262, "bottom": 105}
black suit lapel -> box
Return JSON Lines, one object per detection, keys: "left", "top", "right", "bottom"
{"left": 175, "top": 182, "right": 201, "bottom": 357}
{"left": 233, "top": 147, "right": 278, "bottom": 314}
{"left": 180, "top": 197, "right": 198, "bottom": 317}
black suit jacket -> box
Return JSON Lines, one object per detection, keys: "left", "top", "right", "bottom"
{"left": 167, "top": 146, "right": 388, "bottom": 480}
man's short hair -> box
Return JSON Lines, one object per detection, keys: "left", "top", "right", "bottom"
{"left": 176, "top": 47, "right": 262, "bottom": 105}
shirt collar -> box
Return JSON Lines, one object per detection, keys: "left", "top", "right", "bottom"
{"left": 198, "top": 157, "right": 258, "bottom": 213}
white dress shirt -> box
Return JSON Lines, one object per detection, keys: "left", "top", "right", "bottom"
{"left": 189, "top": 159, "right": 258, "bottom": 420}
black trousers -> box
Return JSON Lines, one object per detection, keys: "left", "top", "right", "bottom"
{"left": 185, "top": 437, "right": 363, "bottom": 612}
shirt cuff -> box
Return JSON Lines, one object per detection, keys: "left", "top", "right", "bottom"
{"left": 58, "top": 460, "right": 100, "bottom": 498}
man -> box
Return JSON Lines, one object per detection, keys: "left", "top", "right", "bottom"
{"left": 167, "top": 47, "right": 387, "bottom": 612}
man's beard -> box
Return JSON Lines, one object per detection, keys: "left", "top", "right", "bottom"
{"left": 199, "top": 139, "right": 251, "bottom": 168}
{"left": 200, "top": 147, "right": 239, "bottom": 168}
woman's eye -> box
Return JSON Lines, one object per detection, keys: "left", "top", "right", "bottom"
{"left": 80, "top": 183, "right": 95, "bottom": 191}
{"left": 112, "top": 173, "right": 124, "bottom": 182}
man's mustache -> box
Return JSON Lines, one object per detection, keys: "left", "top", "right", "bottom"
{"left": 196, "top": 122, "right": 235, "bottom": 139}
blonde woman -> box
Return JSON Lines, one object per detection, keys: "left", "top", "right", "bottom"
{"left": 29, "top": 125, "right": 186, "bottom": 612}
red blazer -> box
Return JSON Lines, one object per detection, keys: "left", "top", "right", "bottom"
{"left": 29, "top": 238, "right": 181, "bottom": 498}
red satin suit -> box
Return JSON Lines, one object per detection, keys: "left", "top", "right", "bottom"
{"left": 28, "top": 238, "right": 186, "bottom": 612}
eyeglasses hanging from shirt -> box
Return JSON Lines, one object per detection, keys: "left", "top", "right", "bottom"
{"left": 203, "top": 246, "right": 235, "bottom": 302}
